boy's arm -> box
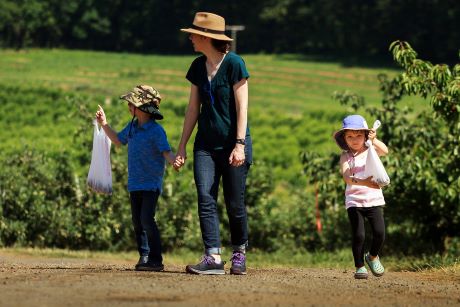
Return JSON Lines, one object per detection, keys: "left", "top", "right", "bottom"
{"left": 340, "top": 153, "right": 379, "bottom": 189}
{"left": 96, "top": 105, "right": 122, "bottom": 146}
{"left": 163, "top": 151, "right": 179, "bottom": 171}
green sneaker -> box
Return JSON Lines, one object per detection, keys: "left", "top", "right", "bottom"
{"left": 365, "top": 252, "right": 385, "bottom": 277}
{"left": 354, "top": 266, "right": 368, "bottom": 279}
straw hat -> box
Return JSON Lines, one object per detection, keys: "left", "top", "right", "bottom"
{"left": 333, "top": 115, "right": 369, "bottom": 150}
{"left": 181, "top": 12, "right": 233, "bottom": 41}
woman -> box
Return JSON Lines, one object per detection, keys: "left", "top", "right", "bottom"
{"left": 175, "top": 12, "right": 252, "bottom": 275}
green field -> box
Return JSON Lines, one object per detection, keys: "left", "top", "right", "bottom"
{"left": 0, "top": 49, "right": 426, "bottom": 185}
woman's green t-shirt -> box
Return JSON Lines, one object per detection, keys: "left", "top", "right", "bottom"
{"left": 186, "top": 52, "right": 250, "bottom": 150}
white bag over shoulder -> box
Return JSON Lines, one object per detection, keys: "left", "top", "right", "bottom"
{"left": 87, "top": 120, "right": 113, "bottom": 194}
{"left": 363, "top": 120, "right": 390, "bottom": 187}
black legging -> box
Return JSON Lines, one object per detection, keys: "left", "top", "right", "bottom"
{"left": 347, "top": 206, "right": 385, "bottom": 268}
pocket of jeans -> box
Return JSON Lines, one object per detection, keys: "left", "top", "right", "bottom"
{"left": 244, "top": 136, "right": 253, "bottom": 165}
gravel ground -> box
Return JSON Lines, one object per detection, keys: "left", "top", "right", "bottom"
{"left": 0, "top": 251, "right": 459, "bottom": 306}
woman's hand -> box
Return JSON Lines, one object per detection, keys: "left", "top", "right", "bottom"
{"left": 229, "top": 144, "right": 245, "bottom": 167}
{"left": 95, "top": 105, "right": 107, "bottom": 126}
{"left": 174, "top": 147, "right": 187, "bottom": 170}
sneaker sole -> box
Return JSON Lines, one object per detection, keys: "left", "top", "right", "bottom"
{"left": 136, "top": 266, "right": 164, "bottom": 272}
{"left": 230, "top": 269, "right": 247, "bottom": 275}
{"left": 186, "top": 266, "right": 225, "bottom": 275}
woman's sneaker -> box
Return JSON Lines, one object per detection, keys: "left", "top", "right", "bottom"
{"left": 186, "top": 255, "right": 225, "bottom": 275}
{"left": 230, "top": 251, "right": 246, "bottom": 275}
{"left": 354, "top": 266, "right": 368, "bottom": 279}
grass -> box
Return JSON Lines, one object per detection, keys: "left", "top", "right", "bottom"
{"left": 2, "top": 247, "right": 458, "bottom": 276}
{"left": 0, "top": 49, "right": 429, "bottom": 184}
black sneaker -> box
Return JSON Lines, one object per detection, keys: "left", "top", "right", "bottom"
{"left": 136, "top": 259, "right": 164, "bottom": 272}
{"left": 185, "top": 255, "right": 225, "bottom": 275}
{"left": 134, "top": 256, "right": 149, "bottom": 270}
{"left": 230, "top": 251, "right": 246, "bottom": 275}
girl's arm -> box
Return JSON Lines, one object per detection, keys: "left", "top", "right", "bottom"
{"left": 175, "top": 84, "right": 200, "bottom": 168}
{"left": 96, "top": 105, "right": 122, "bottom": 146}
{"left": 340, "top": 153, "right": 380, "bottom": 189}
{"left": 228, "top": 78, "right": 248, "bottom": 167}
{"left": 368, "top": 130, "right": 388, "bottom": 156}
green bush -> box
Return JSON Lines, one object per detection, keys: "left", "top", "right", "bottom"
{"left": 300, "top": 42, "right": 460, "bottom": 255}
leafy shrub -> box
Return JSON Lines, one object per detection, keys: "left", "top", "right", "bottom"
{"left": 301, "top": 42, "right": 460, "bottom": 255}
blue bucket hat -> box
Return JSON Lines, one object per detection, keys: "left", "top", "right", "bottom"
{"left": 333, "top": 115, "right": 369, "bottom": 150}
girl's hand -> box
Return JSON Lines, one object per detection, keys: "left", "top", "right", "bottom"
{"left": 368, "top": 129, "right": 377, "bottom": 143}
{"left": 363, "top": 176, "right": 380, "bottom": 189}
{"left": 96, "top": 105, "right": 107, "bottom": 126}
{"left": 229, "top": 145, "right": 245, "bottom": 167}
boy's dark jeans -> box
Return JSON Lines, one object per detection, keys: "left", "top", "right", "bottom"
{"left": 193, "top": 140, "right": 252, "bottom": 255}
{"left": 130, "top": 190, "right": 162, "bottom": 264}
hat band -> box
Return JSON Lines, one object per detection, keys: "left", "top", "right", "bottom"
{"left": 192, "top": 25, "right": 225, "bottom": 35}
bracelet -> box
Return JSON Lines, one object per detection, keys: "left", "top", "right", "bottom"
{"left": 236, "top": 138, "right": 246, "bottom": 145}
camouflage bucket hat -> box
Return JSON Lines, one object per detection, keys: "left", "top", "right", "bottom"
{"left": 120, "top": 85, "right": 163, "bottom": 120}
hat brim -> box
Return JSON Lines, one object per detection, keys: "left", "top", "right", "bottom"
{"left": 138, "top": 104, "right": 163, "bottom": 120}
{"left": 181, "top": 28, "right": 233, "bottom": 41}
{"left": 333, "top": 128, "right": 370, "bottom": 151}
{"left": 120, "top": 96, "right": 164, "bottom": 120}
{"left": 120, "top": 93, "right": 142, "bottom": 108}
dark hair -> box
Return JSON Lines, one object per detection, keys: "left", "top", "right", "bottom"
{"left": 211, "top": 39, "right": 231, "bottom": 53}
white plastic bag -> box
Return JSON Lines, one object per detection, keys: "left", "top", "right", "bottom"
{"left": 363, "top": 120, "right": 390, "bottom": 187}
{"left": 87, "top": 120, "right": 113, "bottom": 194}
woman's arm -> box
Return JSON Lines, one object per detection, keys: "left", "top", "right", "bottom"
{"left": 340, "top": 153, "right": 379, "bottom": 189}
{"left": 228, "top": 78, "right": 248, "bottom": 167}
{"left": 95, "top": 105, "right": 122, "bottom": 146}
{"left": 175, "top": 84, "right": 200, "bottom": 168}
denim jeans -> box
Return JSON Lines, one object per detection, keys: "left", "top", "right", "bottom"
{"left": 130, "top": 190, "right": 163, "bottom": 264}
{"left": 193, "top": 138, "right": 252, "bottom": 255}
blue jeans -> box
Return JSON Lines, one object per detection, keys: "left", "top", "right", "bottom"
{"left": 193, "top": 138, "right": 252, "bottom": 255}
{"left": 129, "top": 190, "right": 163, "bottom": 264}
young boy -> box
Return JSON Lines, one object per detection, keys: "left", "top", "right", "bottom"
{"left": 95, "top": 85, "right": 176, "bottom": 271}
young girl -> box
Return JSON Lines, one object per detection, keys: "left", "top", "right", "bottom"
{"left": 95, "top": 85, "right": 176, "bottom": 271}
{"left": 334, "top": 114, "right": 388, "bottom": 279}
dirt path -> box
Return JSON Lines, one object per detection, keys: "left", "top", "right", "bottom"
{"left": 0, "top": 251, "right": 459, "bottom": 306}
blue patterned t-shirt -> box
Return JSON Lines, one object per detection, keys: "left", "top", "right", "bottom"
{"left": 117, "top": 119, "right": 171, "bottom": 192}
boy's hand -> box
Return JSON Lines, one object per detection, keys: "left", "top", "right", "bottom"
{"left": 96, "top": 105, "right": 107, "bottom": 126}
